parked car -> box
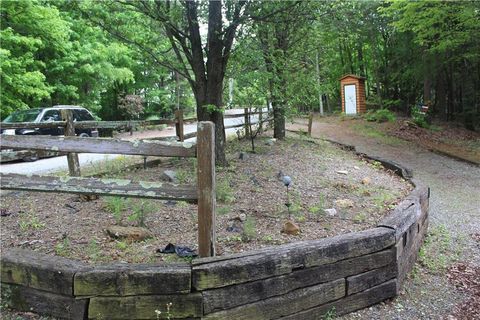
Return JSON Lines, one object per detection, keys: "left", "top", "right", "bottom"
{"left": 1, "top": 105, "right": 99, "bottom": 137}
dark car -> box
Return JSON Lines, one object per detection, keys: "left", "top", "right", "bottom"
{"left": 1, "top": 105, "right": 99, "bottom": 137}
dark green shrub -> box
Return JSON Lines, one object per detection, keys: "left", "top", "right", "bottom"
{"left": 365, "top": 109, "right": 396, "bottom": 122}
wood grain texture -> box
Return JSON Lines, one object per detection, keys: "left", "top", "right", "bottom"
{"left": 1, "top": 283, "right": 88, "bottom": 320}
{"left": 62, "top": 109, "right": 81, "bottom": 176}
{"left": 1, "top": 248, "right": 88, "bottom": 295}
{"left": 1, "top": 135, "right": 196, "bottom": 157}
{"left": 74, "top": 263, "right": 191, "bottom": 296}
{"left": 193, "top": 227, "right": 395, "bottom": 290}
{"left": 202, "top": 248, "right": 395, "bottom": 314}
{"left": 88, "top": 293, "right": 203, "bottom": 319}
{"left": 1, "top": 173, "right": 198, "bottom": 201}
{"left": 203, "top": 279, "right": 345, "bottom": 320}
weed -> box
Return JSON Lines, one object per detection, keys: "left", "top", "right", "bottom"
{"left": 155, "top": 302, "right": 173, "bottom": 320}
{"left": 365, "top": 109, "right": 396, "bottom": 122}
{"left": 105, "top": 197, "right": 128, "bottom": 225}
{"left": 353, "top": 213, "right": 367, "bottom": 223}
{"left": 128, "top": 200, "right": 155, "bottom": 227}
{"left": 216, "top": 177, "right": 235, "bottom": 203}
{"left": 175, "top": 168, "right": 192, "bottom": 184}
{"left": 116, "top": 241, "right": 128, "bottom": 251}
{"left": 418, "top": 224, "right": 459, "bottom": 274}
{"left": 18, "top": 212, "right": 45, "bottom": 230}
{"left": 242, "top": 216, "right": 257, "bottom": 241}
{"left": 88, "top": 239, "right": 102, "bottom": 262}
{"left": 308, "top": 205, "right": 322, "bottom": 214}
{"left": 55, "top": 237, "right": 71, "bottom": 257}
{"left": 371, "top": 190, "right": 395, "bottom": 208}
{"left": 217, "top": 206, "right": 231, "bottom": 215}
{"left": 322, "top": 307, "right": 336, "bottom": 320}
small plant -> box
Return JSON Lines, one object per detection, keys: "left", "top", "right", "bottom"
{"left": 365, "top": 109, "right": 396, "bottom": 122}
{"left": 55, "top": 237, "right": 71, "bottom": 257}
{"left": 418, "top": 224, "right": 458, "bottom": 274}
{"left": 116, "top": 241, "right": 128, "bottom": 251}
{"left": 18, "top": 212, "right": 45, "bottom": 230}
{"left": 353, "top": 213, "right": 367, "bottom": 223}
{"left": 88, "top": 239, "right": 101, "bottom": 262}
{"left": 242, "top": 216, "right": 257, "bottom": 241}
{"left": 411, "top": 105, "right": 430, "bottom": 128}
{"left": 322, "top": 307, "right": 336, "bottom": 320}
{"left": 128, "top": 200, "right": 155, "bottom": 227}
{"left": 216, "top": 177, "right": 235, "bottom": 203}
{"left": 105, "top": 196, "right": 128, "bottom": 224}
{"left": 155, "top": 302, "right": 173, "bottom": 320}
{"left": 217, "top": 206, "right": 231, "bottom": 215}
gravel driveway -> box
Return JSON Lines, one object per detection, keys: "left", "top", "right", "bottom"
{"left": 289, "top": 118, "right": 480, "bottom": 319}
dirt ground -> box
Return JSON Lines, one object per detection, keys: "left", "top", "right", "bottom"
{"left": 0, "top": 134, "right": 410, "bottom": 266}
{"left": 289, "top": 115, "right": 480, "bottom": 320}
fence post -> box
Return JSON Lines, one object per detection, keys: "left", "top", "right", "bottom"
{"left": 61, "top": 110, "right": 81, "bottom": 176}
{"left": 244, "top": 107, "right": 250, "bottom": 138}
{"left": 308, "top": 112, "right": 313, "bottom": 136}
{"left": 175, "top": 109, "right": 184, "bottom": 142}
{"left": 197, "top": 121, "right": 216, "bottom": 257}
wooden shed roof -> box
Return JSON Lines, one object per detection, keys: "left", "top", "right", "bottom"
{"left": 340, "top": 74, "right": 366, "bottom": 81}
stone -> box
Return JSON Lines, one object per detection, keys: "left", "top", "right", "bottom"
{"left": 79, "top": 194, "right": 98, "bottom": 202}
{"left": 106, "top": 226, "right": 153, "bottom": 242}
{"left": 281, "top": 220, "right": 301, "bottom": 235}
{"left": 324, "top": 208, "right": 337, "bottom": 216}
{"left": 239, "top": 213, "right": 247, "bottom": 222}
{"left": 265, "top": 138, "right": 276, "bottom": 146}
{"left": 335, "top": 199, "right": 355, "bottom": 208}
{"left": 336, "top": 170, "right": 349, "bottom": 175}
{"left": 226, "top": 218, "right": 243, "bottom": 233}
{"left": 239, "top": 152, "right": 249, "bottom": 160}
{"left": 160, "top": 170, "right": 177, "bottom": 183}
{"left": 361, "top": 177, "right": 371, "bottom": 185}
{"left": 354, "top": 166, "right": 360, "bottom": 170}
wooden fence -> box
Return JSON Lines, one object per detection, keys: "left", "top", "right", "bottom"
{"left": 288, "top": 112, "right": 314, "bottom": 136}
{"left": 0, "top": 110, "right": 217, "bottom": 257}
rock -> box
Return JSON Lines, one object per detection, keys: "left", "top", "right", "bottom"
{"left": 164, "top": 200, "right": 177, "bottom": 206}
{"left": 161, "top": 170, "right": 178, "bottom": 183}
{"left": 277, "top": 171, "right": 284, "bottom": 180}
{"left": 226, "top": 218, "right": 243, "bottom": 233}
{"left": 324, "top": 208, "right": 337, "bottom": 216}
{"left": 106, "top": 226, "right": 153, "bottom": 242}
{"left": 361, "top": 177, "right": 371, "bottom": 185}
{"left": 281, "top": 220, "right": 301, "bottom": 235}
{"left": 334, "top": 199, "right": 355, "bottom": 208}
{"left": 354, "top": 166, "right": 360, "bottom": 170}
{"left": 79, "top": 194, "right": 99, "bottom": 202}
{"left": 265, "top": 138, "right": 276, "bottom": 146}
{"left": 336, "top": 170, "right": 349, "bottom": 175}
{"left": 239, "top": 213, "right": 247, "bottom": 222}
{"left": 239, "top": 152, "right": 249, "bottom": 160}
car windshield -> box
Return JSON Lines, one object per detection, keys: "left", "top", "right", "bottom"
{"left": 3, "top": 109, "right": 42, "bottom": 123}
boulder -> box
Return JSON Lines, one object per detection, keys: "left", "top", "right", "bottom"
{"left": 281, "top": 220, "right": 301, "bottom": 235}
{"left": 161, "top": 170, "right": 178, "bottom": 183}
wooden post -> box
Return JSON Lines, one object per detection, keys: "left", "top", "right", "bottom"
{"left": 61, "top": 110, "right": 81, "bottom": 176}
{"left": 175, "top": 109, "right": 184, "bottom": 142}
{"left": 258, "top": 107, "right": 263, "bottom": 132}
{"left": 244, "top": 107, "right": 250, "bottom": 138}
{"left": 197, "top": 121, "right": 216, "bottom": 257}
{"left": 308, "top": 112, "right": 313, "bottom": 136}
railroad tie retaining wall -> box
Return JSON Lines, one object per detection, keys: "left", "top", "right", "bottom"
{"left": 1, "top": 186, "right": 429, "bottom": 319}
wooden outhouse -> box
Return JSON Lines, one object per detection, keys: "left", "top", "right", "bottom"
{"left": 340, "top": 74, "right": 366, "bottom": 115}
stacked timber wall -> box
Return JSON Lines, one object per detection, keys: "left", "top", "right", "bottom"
{"left": 1, "top": 184, "right": 428, "bottom": 320}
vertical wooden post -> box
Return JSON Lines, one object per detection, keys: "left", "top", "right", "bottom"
{"left": 258, "top": 107, "right": 263, "bottom": 132}
{"left": 61, "top": 110, "right": 81, "bottom": 176}
{"left": 175, "top": 109, "right": 184, "bottom": 142}
{"left": 197, "top": 121, "right": 216, "bottom": 257}
{"left": 244, "top": 107, "right": 250, "bottom": 138}
{"left": 308, "top": 112, "right": 313, "bottom": 136}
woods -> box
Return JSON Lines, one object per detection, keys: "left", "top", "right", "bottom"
{"left": 2, "top": 0, "right": 479, "bottom": 157}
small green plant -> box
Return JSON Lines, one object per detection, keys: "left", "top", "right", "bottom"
{"left": 411, "top": 105, "right": 430, "bottom": 128}
{"left": 242, "top": 216, "right": 257, "bottom": 241}
{"left": 175, "top": 168, "right": 192, "bottom": 184}
{"left": 365, "top": 109, "right": 396, "bottom": 122}
{"left": 55, "top": 237, "right": 71, "bottom": 257}
{"left": 418, "top": 224, "right": 459, "bottom": 274}
{"left": 128, "top": 200, "right": 155, "bottom": 227}
{"left": 116, "top": 241, "right": 128, "bottom": 251}
{"left": 18, "top": 212, "right": 45, "bottom": 230}
{"left": 322, "top": 307, "right": 336, "bottom": 320}
{"left": 88, "top": 239, "right": 102, "bottom": 262}
{"left": 105, "top": 196, "right": 128, "bottom": 224}
{"left": 217, "top": 206, "right": 231, "bottom": 215}
{"left": 216, "top": 177, "right": 235, "bottom": 203}
{"left": 155, "top": 302, "right": 173, "bottom": 320}
{"left": 353, "top": 213, "right": 367, "bottom": 223}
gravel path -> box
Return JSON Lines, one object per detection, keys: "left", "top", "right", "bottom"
{"left": 290, "top": 117, "right": 480, "bottom": 319}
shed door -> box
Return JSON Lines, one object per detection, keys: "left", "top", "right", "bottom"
{"left": 344, "top": 84, "right": 357, "bottom": 115}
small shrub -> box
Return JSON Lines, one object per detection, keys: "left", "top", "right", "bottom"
{"left": 128, "top": 200, "right": 155, "bottom": 227}
{"left": 105, "top": 197, "right": 128, "bottom": 224}
{"left": 18, "top": 212, "right": 45, "bottom": 230}
{"left": 242, "top": 216, "right": 257, "bottom": 241}
{"left": 365, "top": 109, "right": 396, "bottom": 123}
{"left": 216, "top": 178, "right": 235, "bottom": 203}
{"left": 55, "top": 237, "right": 71, "bottom": 257}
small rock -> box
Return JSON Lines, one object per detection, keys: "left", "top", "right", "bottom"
{"left": 336, "top": 170, "right": 349, "bottom": 175}
{"left": 239, "top": 213, "right": 247, "bottom": 222}
{"left": 239, "top": 152, "right": 249, "bottom": 160}
{"left": 281, "top": 220, "right": 301, "bottom": 235}
{"left": 361, "top": 177, "right": 371, "bottom": 185}
{"left": 226, "top": 218, "right": 243, "bottom": 233}
{"left": 164, "top": 200, "right": 177, "bottom": 207}
{"left": 277, "top": 171, "right": 284, "bottom": 180}
{"left": 334, "top": 199, "right": 355, "bottom": 208}
{"left": 79, "top": 194, "right": 99, "bottom": 202}
{"left": 106, "top": 226, "right": 153, "bottom": 242}
{"left": 265, "top": 138, "right": 276, "bottom": 146}
{"left": 161, "top": 170, "right": 178, "bottom": 183}
{"left": 324, "top": 208, "right": 337, "bottom": 216}
{"left": 354, "top": 166, "right": 360, "bottom": 170}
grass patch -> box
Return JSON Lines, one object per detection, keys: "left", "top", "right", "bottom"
{"left": 418, "top": 224, "right": 460, "bottom": 274}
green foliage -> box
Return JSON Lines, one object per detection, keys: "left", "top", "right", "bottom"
{"left": 216, "top": 177, "right": 235, "bottom": 203}
{"left": 18, "top": 212, "right": 45, "bottom": 230}
{"left": 105, "top": 196, "right": 128, "bottom": 225}
{"left": 242, "top": 216, "right": 257, "bottom": 241}
{"left": 411, "top": 106, "right": 430, "bottom": 129}
{"left": 418, "top": 224, "right": 459, "bottom": 274}
{"left": 128, "top": 201, "right": 155, "bottom": 227}
{"left": 55, "top": 237, "right": 71, "bottom": 257}
{"left": 365, "top": 109, "right": 396, "bottom": 123}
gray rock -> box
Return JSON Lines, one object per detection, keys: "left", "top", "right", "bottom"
{"left": 161, "top": 170, "right": 178, "bottom": 183}
{"left": 265, "top": 138, "right": 276, "bottom": 146}
{"left": 336, "top": 170, "right": 349, "bottom": 175}
{"left": 239, "top": 213, "right": 247, "bottom": 222}
{"left": 324, "top": 208, "right": 337, "bottom": 216}
{"left": 239, "top": 152, "right": 249, "bottom": 160}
